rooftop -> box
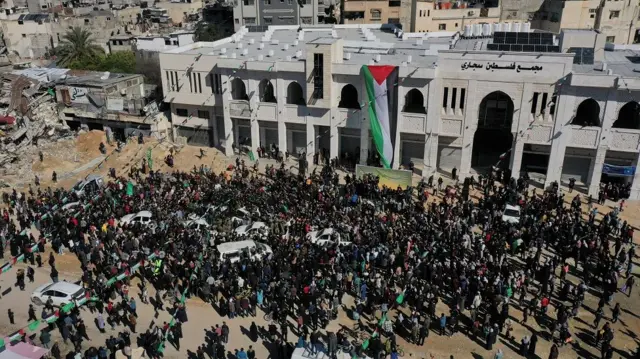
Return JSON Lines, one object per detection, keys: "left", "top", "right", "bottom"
{"left": 165, "top": 25, "right": 640, "bottom": 77}
{"left": 169, "top": 25, "right": 453, "bottom": 68}
{"left": 12, "top": 68, "right": 142, "bottom": 87}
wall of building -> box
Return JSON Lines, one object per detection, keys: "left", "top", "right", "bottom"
{"left": 155, "top": 0, "right": 205, "bottom": 23}
{"left": 412, "top": 4, "right": 501, "bottom": 32}
{"left": 1, "top": 19, "right": 54, "bottom": 58}
{"left": 596, "top": 0, "right": 640, "bottom": 44}
{"left": 233, "top": 0, "right": 318, "bottom": 29}
{"left": 343, "top": 0, "right": 401, "bottom": 24}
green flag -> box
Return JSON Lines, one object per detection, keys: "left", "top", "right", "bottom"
{"left": 0, "top": 338, "right": 4, "bottom": 348}
{"left": 61, "top": 302, "right": 74, "bottom": 313}
{"left": 126, "top": 182, "right": 134, "bottom": 196}
{"left": 361, "top": 339, "right": 370, "bottom": 350}
{"left": 157, "top": 342, "right": 165, "bottom": 353}
{"left": 106, "top": 277, "right": 117, "bottom": 287}
{"left": 27, "top": 320, "right": 41, "bottom": 332}
{"left": 147, "top": 148, "right": 153, "bottom": 170}
{"left": 47, "top": 88, "right": 55, "bottom": 96}
{"left": 395, "top": 290, "right": 405, "bottom": 305}
{"left": 248, "top": 151, "right": 256, "bottom": 161}
{"left": 378, "top": 313, "right": 387, "bottom": 327}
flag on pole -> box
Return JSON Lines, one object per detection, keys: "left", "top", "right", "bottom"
{"left": 248, "top": 151, "right": 256, "bottom": 161}
{"left": 395, "top": 289, "right": 406, "bottom": 304}
{"left": 362, "top": 65, "right": 397, "bottom": 169}
{"left": 27, "top": 320, "right": 41, "bottom": 332}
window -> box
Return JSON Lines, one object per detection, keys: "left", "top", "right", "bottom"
{"left": 609, "top": 10, "right": 619, "bottom": 19}
{"left": 21, "top": 34, "right": 26, "bottom": 38}
{"left": 188, "top": 73, "right": 193, "bottom": 92}
{"left": 118, "top": 40, "right": 123, "bottom": 45}
{"left": 176, "top": 108, "right": 189, "bottom": 117}
{"left": 451, "top": 88, "right": 457, "bottom": 109}
{"left": 243, "top": 0, "right": 254, "bottom": 4}
{"left": 197, "top": 110, "right": 210, "bottom": 119}
{"left": 264, "top": 16, "right": 272, "bottom": 24}
{"left": 589, "top": 8, "right": 596, "bottom": 12}
{"left": 388, "top": 18, "right": 400, "bottom": 24}
{"left": 590, "top": 13, "right": 595, "bottom": 18}
{"left": 280, "top": 0, "right": 284, "bottom": 3}
{"left": 606, "top": 36, "right": 615, "bottom": 43}
{"left": 288, "top": 0, "right": 293, "bottom": 4}
{"left": 167, "top": 71, "right": 179, "bottom": 91}
{"left": 455, "top": 23, "right": 458, "bottom": 27}
{"left": 442, "top": 87, "right": 448, "bottom": 108}
{"left": 301, "top": 17, "right": 313, "bottom": 24}
{"left": 313, "top": 53, "right": 324, "bottom": 99}
{"left": 244, "top": 17, "right": 256, "bottom": 24}
{"left": 388, "top": 0, "right": 400, "bottom": 6}
{"left": 460, "top": 88, "right": 465, "bottom": 109}
{"left": 84, "top": 19, "right": 89, "bottom": 24}
{"left": 531, "top": 92, "right": 539, "bottom": 114}
{"left": 264, "top": 0, "right": 270, "bottom": 4}
{"left": 210, "top": 73, "right": 222, "bottom": 94}
{"left": 235, "top": 19, "right": 240, "bottom": 24}
{"left": 107, "top": 17, "right": 111, "bottom": 20}
{"left": 439, "top": 23, "right": 446, "bottom": 30}
{"left": 371, "top": 9, "right": 381, "bottom": 20}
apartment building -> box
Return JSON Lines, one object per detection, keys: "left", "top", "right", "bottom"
{"left": 342, "top": 0, "right": 403, "bottom": 26}
{"left": 412, "top": 1, "right": 502, "bottom": 32}
{"left": 158, "top": 24, "right": 640, "bottom": 198}
{"left": 232, "top": 0, "right": 321, "bottom": 30}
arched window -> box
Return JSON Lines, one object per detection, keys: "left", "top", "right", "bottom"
{"left": 259, "top": 79, "right": 276, "bottom": 103}
{"left": 338, "top": 84, "right": 360, "bottom": 109}
{"left": 403, "top": 89, "right": 425, "bottom": 113}
{"left": 571, "top": 98, "right": 601, "bottom": 127}
{"left": 612, "top": 101, "right": 640, "bottom": 130}
{"left": 231, "top": 78, "right": 248, "bottom": 100}
{"left": 478, "top": 91, "right": 514, "bottom": 129}
{"left": 286, "top": 82, "right": 305, "bottom": 105}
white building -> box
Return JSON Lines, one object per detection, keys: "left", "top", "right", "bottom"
{"left": 159, "top": 25, "right": 640, "bottom": 199}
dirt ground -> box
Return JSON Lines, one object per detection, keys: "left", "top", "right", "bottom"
{"left": 0, "top": 134, "right": 639, "bottom": 359}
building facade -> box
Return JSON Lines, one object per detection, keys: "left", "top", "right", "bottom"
{"left": 159, "top": 24, "right": 640, "bottom": 198}
{"left": 232, "top": 0, "right": 320, "bottom": 30}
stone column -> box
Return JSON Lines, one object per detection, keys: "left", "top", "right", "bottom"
{"left": 278, "top": 121, "right": 287, "bottom": 155}
{"left": 587, "top": 146, "right": 607, "bottom": 196}
{"left": 459, "top": 80, "right": 478, "bottom": 178}
{"left": 511, "top": 83, "right": 532, "bottom": 177}
{"left": 250, "top": 118, "right": 259, "bottom": 155}
{"left": 422, "top": 132, "right": 438, "bottom": 177}
{"left": 330, "top": 109, "right": 339, "bottom": 160}
{"left": 306, "top": 121, "right": 315, "bottom": 164}
{"left": 222, "top": 73, "right": 234, "bottom": 156}
{"left": 545, "top": 87, "right": 575, "bottom": 188}
{"left": 629, "top": 153, "right": 640, "bottom": 200}
{"left": 359, "top": 112, "right": 370, "bottom": 165}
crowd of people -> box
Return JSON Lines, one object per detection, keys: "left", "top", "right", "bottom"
{"left": 0, "top": 154, "right": 637, "bottom": 359}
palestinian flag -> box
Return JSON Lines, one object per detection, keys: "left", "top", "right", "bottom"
{"left": 362, "top": 65, "right": 397, "bottom": 169}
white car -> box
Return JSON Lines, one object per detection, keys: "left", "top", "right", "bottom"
{"left": 502, "top": 204, "right": 521, "bottom": 224}
{"left": 73, "top": 175, "right": 104, "bottom": 197}
{"left": 306, "top": 228, "right": 352, "bottom": 247}
{"left": 31, "top": 282, "right": 86, "bottom": 307}
{"left": 234, "top": 221, "right": 269, "bottom": 236}
{"left": 217, "top": 240, "right": 273, "bottom": 263}
{"left": 230, "top": 207, "right": 260, "bottom": 226}
{"left": 120, "top": 211, "right": 155, "bottom": 228}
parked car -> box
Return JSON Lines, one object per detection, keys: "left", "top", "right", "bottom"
{"left": 120, "top": 211, "right": 155, "bottom": 228}
{"left": 73, "top": 175, "right": 104, "bottom": 197}
{"left": 216, "top": 240, "right": 273, "bottom": 263}
{"left": 234, "top": 221, "right": 269, "bottom": 236}
{"left": 502, "top": 204, "right": 521, "bottom": 224}
{"left": 31, "top": 282, "right": 86, "bottom": 307}
{"left": 306, "top": 228, "right": 352, "bottom": 247}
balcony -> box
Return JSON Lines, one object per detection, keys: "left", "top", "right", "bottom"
{"left": 256, "top": 102, "right": 277, "bottom": 122}
{"left": 400, "top": 112, "right": 427, "bottom": 134}
{"left": 609, "top": 128, "right": 640, "bottom": 152}
{"left": 569, "top": 126, "right": 600, "bottom": 148}
{"left": 229, "top": 100, "right": 251, "bottom": 118}
{"left": 336, "top": 108, "right": 362, "bottom": 128}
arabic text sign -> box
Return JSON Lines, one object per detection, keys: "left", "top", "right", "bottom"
{"left": 69, "top": 87, "right": 89, "bottom": 104}
{"left": 602, "top": 164, "right": 636, "bottom": 177}
{"left": 460, "top": 62, "right": 543, "bottom": 73}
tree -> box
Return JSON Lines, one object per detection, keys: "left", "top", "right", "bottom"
{"left": 68, "top": 51, "right": 137, "bottom": 73}
{"left": 55, "top": 27, "right": 105, "bottom": 66}
{"left": 194, "top": 21, "right": 226, "bottom": 42}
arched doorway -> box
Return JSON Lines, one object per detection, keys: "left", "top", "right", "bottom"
{"left": 571, "top": 99, "right": 601, "bottom": 126}
{"left": 403, "top": 89, "right": 426, "bottom": 113}
{"left": 259, "top": 79, "right": 276, "bottom": 103}
{"left": 338, "top": 84, "right": 360, "bottom": 109}
{"left": 472, "top": 91, "right": 515, "bottom": 170}
{"left": 613, "top": 101, "right": 640, "bottom": 130}
{"left": 286, "top": 82, "right": 305, "bottom": 105}
{"left": 231, "top": 78, "right": 248, "bottom": 100}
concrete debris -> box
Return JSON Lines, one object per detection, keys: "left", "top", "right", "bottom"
{"left": 0, "top": 72, "right": 72, "bottom": 177}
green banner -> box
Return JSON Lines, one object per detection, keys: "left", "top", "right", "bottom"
{"left": 126, "top": 182, "right": 134, "bottom": 196}
{"left": 355, "top": 165, "right": 412, "bottom": 189}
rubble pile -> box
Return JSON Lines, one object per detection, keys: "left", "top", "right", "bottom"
{"left": 0, "top": 73, "right": 73, "bottom": 186}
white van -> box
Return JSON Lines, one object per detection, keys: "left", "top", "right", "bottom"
{"left": 73, "top": 175, "right": 104, "bottom": 197}
{"left": 216, "top": 240, "right": 273, "bottom": 263}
